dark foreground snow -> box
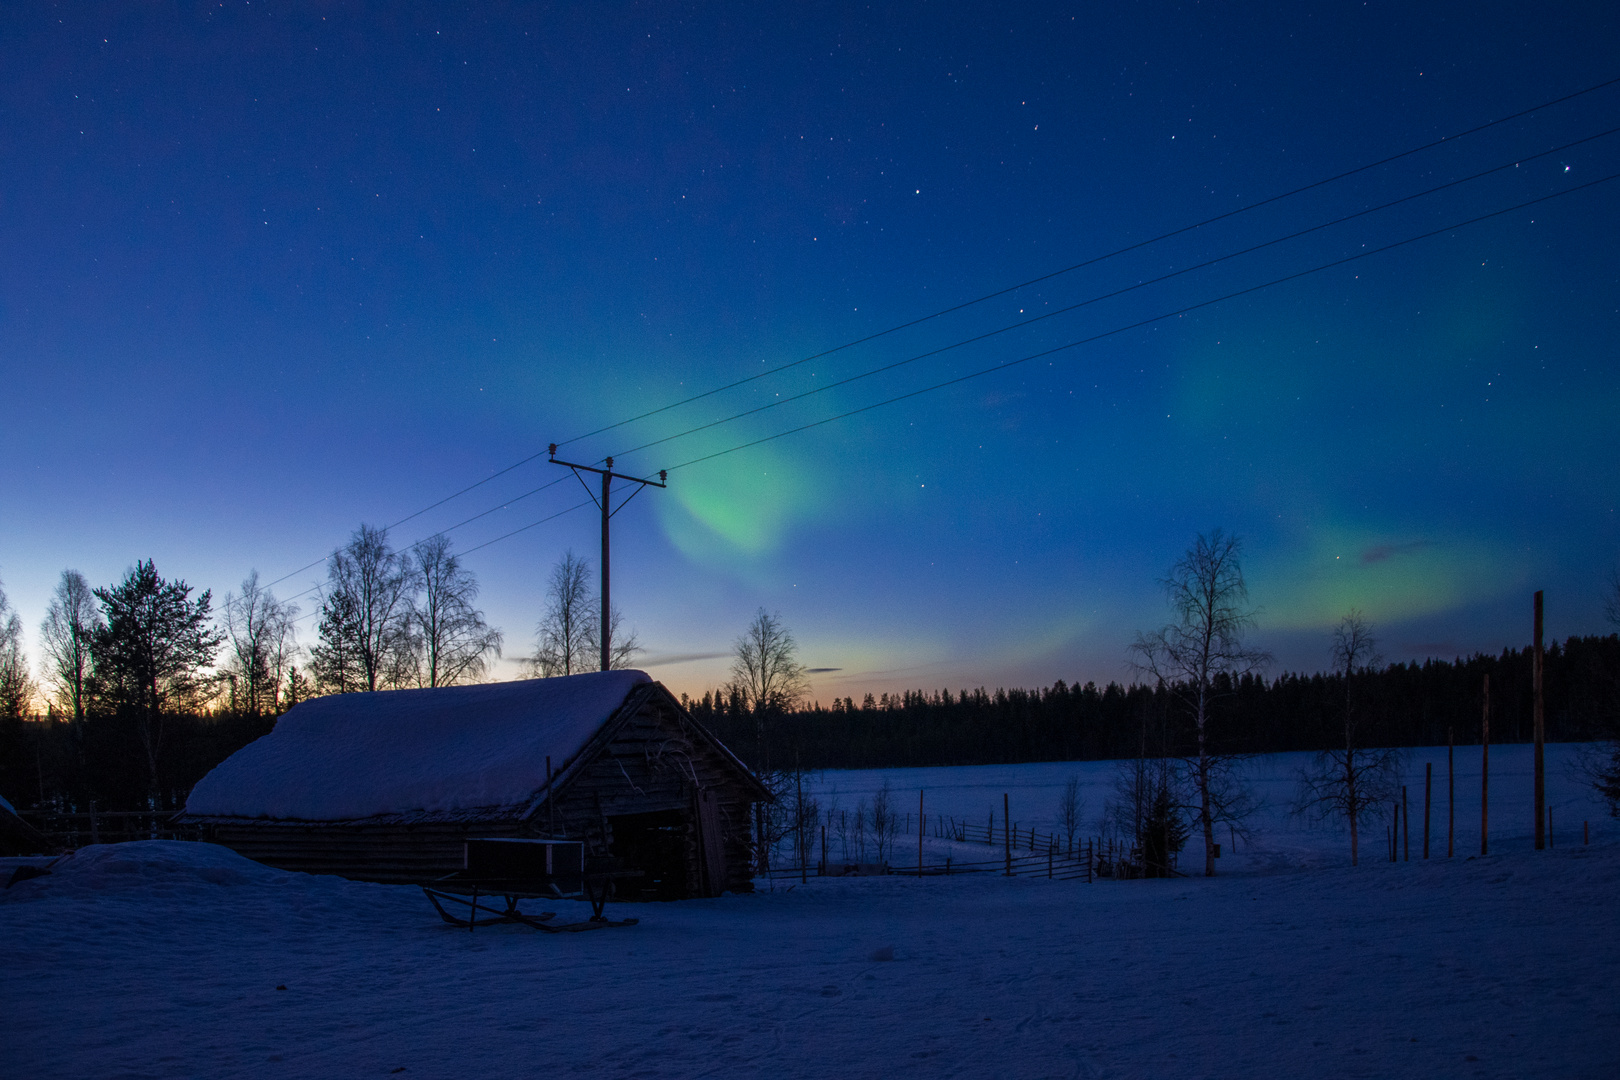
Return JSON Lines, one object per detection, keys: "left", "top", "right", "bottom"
{"left": 5, "top": 824, "right": 1616, "bottom": 1080}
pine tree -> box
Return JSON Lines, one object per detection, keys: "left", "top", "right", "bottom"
{"left": 90, "top": 561, "right": 223, "bottom": 800}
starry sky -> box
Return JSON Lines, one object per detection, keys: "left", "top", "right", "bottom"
{"left": 3, "top": 1, "right": 1618, "bottom": 702}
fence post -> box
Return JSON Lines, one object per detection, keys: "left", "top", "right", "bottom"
{"left": 1423, "top": 763, "right": 1432, "bottom": 859}
{"left": 918, "top": 790, "right": 924, "bottom": 879}
{"left": 1003, "top": 793, "right": 1011, "bottom": 877}
{"left": 1447, "top": 728, "right": 1455, "bottom": 858}
{"left": 1402, "top": 786, "right": 1409, "bottom": 861}
{"left": 1481, "top": 673, "right": 1490, "bottom": 856}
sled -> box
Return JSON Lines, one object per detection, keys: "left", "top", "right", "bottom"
{"left": 420, "top": 838, "right": 641, "bottom": 933}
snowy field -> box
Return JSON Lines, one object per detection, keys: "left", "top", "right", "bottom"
{"left": 801, "top": 743, "right": 1609, "bottom": 872}
{"left": 4, "top": 745, "right": 1616, "bottom": 1080}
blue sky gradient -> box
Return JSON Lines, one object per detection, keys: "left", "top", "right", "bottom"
{"left": 2, "top": 1, "right": 1617, "bottom": 699}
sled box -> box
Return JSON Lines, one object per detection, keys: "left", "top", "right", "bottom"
{"left": 465, "top": 838, "right": 584, "bottom": 891}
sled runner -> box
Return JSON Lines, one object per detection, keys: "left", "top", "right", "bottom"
{"left": 420, "top": 838, "right": 641, "bottom": 932}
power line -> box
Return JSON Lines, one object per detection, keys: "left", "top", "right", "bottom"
{"left": 556, "top": 74, "right": 1620, "bottom": 451}
{"left": 290, "top": 166, "right": 1620, "bottom": 598}
{"left": 661, "top": 171, "right": 1619, "bottom": 474}
{"left": 605, "top": 126, "right": 1619, "bottom": 465}
{"left": 262, "top": 75, "right": 1619, "bottom": 591}
{"left": 286, "top": 497, "right": 601, "bottom": 625}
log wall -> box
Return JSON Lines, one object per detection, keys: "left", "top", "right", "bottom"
{"left": 197, "top": 684, "right": 765, "bottom": 894}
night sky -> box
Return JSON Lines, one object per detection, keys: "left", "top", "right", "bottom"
{"left": 3, "top": 2, "right": 1617, "bottom": 701}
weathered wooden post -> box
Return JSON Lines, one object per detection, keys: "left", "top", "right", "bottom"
{"left": 1003, "top": 793, "right": 1012, "bottom": 877}
{"left": 1481, "top": 674, "right": 1491, "bottom": 856}
{"left": 1423, "top": 762, "right": 1432, "bottom": 859}
{"left": 1403, "top": 785, "right": 1410, "bottom": 861}
{"left": 1533, "top": 590, "right": 1546, "bottom": 851}
{"left": 1447, "top": 727, "right": 1455, "bottom": 858}
{"left": 798, "top": 769, "right": 807, "bottom": 884}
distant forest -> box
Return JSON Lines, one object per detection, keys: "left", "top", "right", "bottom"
{"left": 688, "top": 635, "right": 1620, "bottom": 772}
{"left": 4, "top": 635, "right": 1616, "bottom": 813}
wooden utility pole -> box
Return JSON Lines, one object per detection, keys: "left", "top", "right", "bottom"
{"left": 549, "top": 447, "right": 666, "bottom": 671}
{"left": 1533, "top": 590, "right": 1546, "bottom": 851}
{"left": 1481, "top": 674, "right": 1490, "bottom": 857}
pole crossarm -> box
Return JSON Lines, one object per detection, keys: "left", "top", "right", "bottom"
{"left": 548, "top": 448, "right": 667, "bottom": 496}
{"left": 547, "top": 446, "right": 667, "bottom": 672}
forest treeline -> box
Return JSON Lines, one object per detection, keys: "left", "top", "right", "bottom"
{"left": 687, "top": 634, "right": 1620, "bottom": 772}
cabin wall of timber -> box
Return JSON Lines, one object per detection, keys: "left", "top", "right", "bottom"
{"left": 198, "top": 687, "right": 762, "bottom": 893}
{"left": 201, "top": 818, "right": 527, "bottom": 883}
{"left": 539, "top": 694, "right": 758, "bottom": 895}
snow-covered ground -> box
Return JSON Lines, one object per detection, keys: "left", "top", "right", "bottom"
{"left": 800, "top": 743, "right": 1609, "bottom": 872}
{"left": 4, "top": 745, "right": 1616, "bottom": 1079}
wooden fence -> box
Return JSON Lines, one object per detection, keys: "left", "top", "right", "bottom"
{"left": 20, "top": 807, "right": 200, "bottom": 848}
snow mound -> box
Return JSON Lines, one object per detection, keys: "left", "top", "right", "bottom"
{"left": 186, "top": 670, "right": 651, "bottom": 821}
{"left": 5, "top": 841, "right": 287, "bottom": 896}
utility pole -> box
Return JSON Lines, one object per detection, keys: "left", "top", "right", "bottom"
{"left": 1533, "top": 590, "right": 1546, "bottom": 851}
{"left": 549, "top": 446, "right": 666, "bottom": 671}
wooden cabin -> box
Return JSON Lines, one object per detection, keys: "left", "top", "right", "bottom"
{"left": 181, "top": 671, "right": 769, "bottom": 897}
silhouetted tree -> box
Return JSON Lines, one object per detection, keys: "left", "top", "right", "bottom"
{"left": 315, "top": 524, "right": 418, "bottom": 692}
{"left": 0, "top": 578, "right": 34, "bottom": 718}
{"left": 221, "top": 571, "right": 299, "bottom": 716}
{"left": 413, "top": 534, "right": 501, "bottom": 687}
{"left": 38, "top": 570, "right": 101, "bottom": 726}
{"left": 1296, "top": 611, "right": 1404, "bottom": 864}
{"left": 90, "top": 561, "right": 223, "bottom": 799}
{"left": 309, "top": 589, "right": 365, "bottom": 694}
{"left": 728, "top": 608, "right": 808, "bottom": 772}
{"left": 530, "top": 550, "right": 596, "bottom": 677}
{"left": 590, "top": 604, "right": 641, "bottom": 672}
{"left": 1130, "top": 531, "right": 1269, "bottom": 876}
{"left": 1589, "top": 572, "right": 1620, "bottom": 817}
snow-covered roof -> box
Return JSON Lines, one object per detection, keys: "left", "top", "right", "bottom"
{"left": 185, "top": 670, "right": 652, "bottom": 822}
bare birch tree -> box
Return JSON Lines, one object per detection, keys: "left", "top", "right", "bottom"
{"left": 1055, "top": 776, "right": 1085, "bottom": 852}
{"left": 590, "top": 604, "right": 641, "bottom": 671}
{"left": 0, "top": 578, "right": 35, "bottom": 718}
{"left": 728, "top": 608, "right": 809, "bottom": 771}
{"left": 1295, "top": 611, "right": 1403, "bottom": 865}
{"left": 530, "top": 550, "right": 596, "bottom": 677}
{"left": 1130, "top": 530, "right": 1269, "bottom": 876}
{"left": 1585, "top": 571, "right": 1620, "bottom": 816}
{"left": 312, "top": 524, "right": 418, "bottom": 692}
{"left": 39, "top": 569, "right": 102, "bottom": 724}
{"left": 222, "top": 571, "right": 299, "bottom": 716}
{"left": 413, "top": 534, "right": 502, "bottom": 687}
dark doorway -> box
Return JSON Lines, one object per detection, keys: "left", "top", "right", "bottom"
{"left": 609, "top": 810, "right": 691, "bottom": 900}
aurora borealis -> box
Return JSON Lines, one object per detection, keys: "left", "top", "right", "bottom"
{"left": 2, "top": 2, "right": 1617, "bottom": 700}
